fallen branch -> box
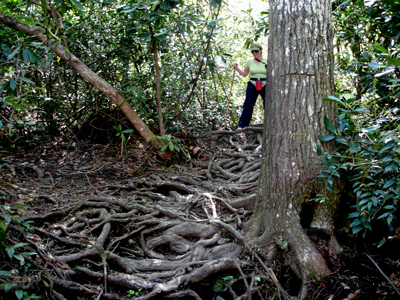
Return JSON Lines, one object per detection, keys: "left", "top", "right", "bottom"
{"left": 367, "top": 254, "right": 400, "bottom": 297}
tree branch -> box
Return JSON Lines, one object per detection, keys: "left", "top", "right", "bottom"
{"left": 0, "top": 14, "right": 170, "bottom": 159}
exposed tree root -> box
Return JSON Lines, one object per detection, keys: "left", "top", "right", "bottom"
{"left": 1, "top": 128, "right": 348, "bottom": 299}
{"left": 0, "top": 129, "right": 290, "bottom": 299}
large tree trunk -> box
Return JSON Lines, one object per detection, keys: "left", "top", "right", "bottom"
{"left": 0, "top": 14, "right": 171, "bottom": 160}
{"left": 250, "top": 0, "right": 341, "bottom": 294}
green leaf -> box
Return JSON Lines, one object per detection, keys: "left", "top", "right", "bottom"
{"left": 17, "top": 77, "right": 35, "bottom": 85}
{"left": 383, "top": 179, "right": 396, "bottom": 189}
{"left": 324, "top": 115, "right": 335, "bottom": 133}
{"left": 351, "top": 219, "right": 362, "bottom": 227}
{"left": 151, "top": 0, "right": 160, "bottom": 10}
{"left": 374, "top": 44, "right": 388, "bottom": 53}
{"left": 19, "top": 251, "right": 36, "bottom": 256}
{"left": 138, "top": 33, "right": 151, "bottom": 40}
{"left": 349, "top": 142, "right": 361, "bottom": 153}
{"left": 322, "top": 95, "right": 344, "bottom": 106}
{"left": 316, "top": 144, "right": 322, "bottom": 156}
{"left": 210, "top": 0, "right": 222, "bottom": 6}
{"left": 358, "top": 199, "right": 370, "bottom": 206}
{"left": 26, "top": 49, "right": 36, "bottom": 63}
{"left": 6, "top": 246, "right": 15, "bottom": 259}
{"left": 7, "top": 46, "right": 20, "bottom": 61}
{"left": 161, "top": 145, "right": 168, "bottom": 151}
{"left": 13, "top": 254, "right": 25, "bottom": 262}
{"left": 383, "top": 205, "right": 395, "bottom": 210}
{"left": 154, "top": 30, "right": 169, "bottom": 37}
{"left": 15, "top": 289, "right": 23, "bottom": 300}
{"left": 377, "top": 212, "right": 391, "bottom": 220}
{"left": 378, "top": 238, "right": 386, "bottom": 248}
{"left": 5, "top": 282, "right": 14, "bottom": 293}
{"left": 352, "top": 226, "right": 364, "bottom": 235}
{"left": 169, "top": 143, "right": 174, "bottom": 151}
{"left": 359, "top": 192, "right": 371, "bottom": 199}
{"left": 363, "top": 222, "right": 372, "bottom": 231}
{"left": 348, "top": 212, "right": 360, "bottom": 218}
{"left": 122, "top": 129, "right": 133, "bottom": 134}
{"left": 22, "top": 49, "right": 30, "bottom": 63}
{"left": 388, "top": 57, "right": 400, "bottom": 67}
{"left": 10, "top": 79, "right": 16, "bottom": 90}
{"left": 161, "top": 2, "right": 170, "bottom": 10}
{"left": 317, "top": 135, "right": 335, "bottom": 142}
{"left": 322, "top": 158, "right": 330, "bottom": 167}
{"left": 379, "top": 141, "right": 396, "bottom": 154}
{"left": 13, "top": 243, "right": 27, "bottom": 249}
{"left": 30, "top": 51, "right": 45, "bottom": 67}
{"left": 363, "top": 124, "right": 380, "bottom": 134}
{"left": 335, "top": 136, "right": 348, "bottom": 145}
{"left": 369, "top": 61, "right": 386, "bottom": 69}
{"left": 0, "top": 270, "right": 11, "bottom": 276}
{"left": 70, "top": 0, "right": 84, "bottom": 10}
{"left": 385, "top": 162, "right": 395, "bottom": 173}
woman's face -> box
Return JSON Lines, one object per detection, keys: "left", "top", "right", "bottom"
{"left": 252, "top": 49, "right": 262, "bottom": 57}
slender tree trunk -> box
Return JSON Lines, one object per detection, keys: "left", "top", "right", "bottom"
{"left": 0, "top": 14, "right": 170, "bottom": 159}
{"left": 152, "top": 41, "right": 165, "bottom": 136}
{"left": 150, "top": 27, "right": 165, "bottom": 136}
{"left": 249, "top": 0, "right": 341, "bottom": 294}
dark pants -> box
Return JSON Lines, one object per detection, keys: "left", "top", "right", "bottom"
{"left": 238, "top": 82, "right": 266, "bottom": 128}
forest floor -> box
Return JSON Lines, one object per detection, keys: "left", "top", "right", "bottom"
{"left": 1, "top": 128, "right": 400, "bottom": 300}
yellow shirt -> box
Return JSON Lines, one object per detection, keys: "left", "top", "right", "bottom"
{"left": 246, "top": 58, "right": 267, "bottom": 79}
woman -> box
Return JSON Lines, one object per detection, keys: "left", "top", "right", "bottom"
{"left": 233, "top": 43, "right": 267, "bottom": 129}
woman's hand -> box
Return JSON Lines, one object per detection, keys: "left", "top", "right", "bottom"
{"left": 233, "top": 64, "right": 249, "bottom": 77}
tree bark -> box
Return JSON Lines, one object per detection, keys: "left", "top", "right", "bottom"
{"left": 0, "top": 14, "right": 171, "bottom": 159}
{"left": 250, "top": 0, "right": 340, "bottom": 292}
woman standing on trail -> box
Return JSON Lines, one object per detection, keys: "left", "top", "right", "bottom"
{"left": 233, "top": 43, "right": 267, "bottom": 129}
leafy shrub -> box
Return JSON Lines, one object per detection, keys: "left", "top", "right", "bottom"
{"left": 316, "top": 93, "right": 399, "bottom": 246}
{"left": 0, "top": 202, "right": 38, "bottom": 299}
{"left": 157, "top": 134, "right": 181, "bottom": 153}
{"left": 322, "top": 1, "right": 400, "bottom": 246}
